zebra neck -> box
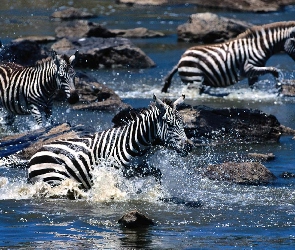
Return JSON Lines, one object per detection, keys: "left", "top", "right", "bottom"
{"left": 32, "top": 60, "right": 58, "bottom": 91}
{"left": 90, "top": 106, "right": 160, "bottom": 166}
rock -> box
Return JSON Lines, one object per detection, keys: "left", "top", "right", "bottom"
{"left": 0, "top": 40, "right": 47, "bottom": 66}
{"left": 55, "top": 20, "right": 116, "bottom": 39}
{"left": 281, "top": 80, "right": 295, "bottom": 96}
{"left": 0, "top": 123, "right": 92, "bottom": 160}
{"left": 72, "top": 72, "right": 130, "bottom": 111}
{"left": 247, "top": 153, "right": 275, "bottom": 162}
{"left": 51, "top": 37, "right": 155, "bottom": 68}
{"left": 53, "top": 71, "right": 130, "bottom": 111}
{"left": 12, "top": 36, "right": 56, "bottom": 44}
{"left": 117, "top": 0, "right": 295, "bottom": 12}
{"left": 204, "top": 162, "right": 276, "bottom": 185}
{"left": 118, "top": 210, "right": 154, "bottom": 228}
{"left": 51, "top": 7, "right": 96, "bottom": 20}
{"left": 179, "top": 105, "right": 295, "bottom": 143}
{"left": 110, "top": 27, "right": 165, "bottom": 38}
{"left": 177, "top": 12, "right": 251, "bottom": 43}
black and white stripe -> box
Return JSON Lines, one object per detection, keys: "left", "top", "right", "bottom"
{"left": 27, "top": 95, "right": 192, "bottom": 190}
{"left": 0, "top": 51, "right": 79, "bottom": 126}
{"left": 162, "top": 21, "right": 295, "bottom": 93}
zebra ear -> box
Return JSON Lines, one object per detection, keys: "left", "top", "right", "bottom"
{"left": 52, "top": 50, "right": 60, "bottom": 67}
{"left": 173, "top": 94, "right": 185, "bottom": 110}
{"left": 153, "top": 94, "right": 165, "bottom": 108}
{"left": 69, "top": 50, "right": 78, "bottom": 65}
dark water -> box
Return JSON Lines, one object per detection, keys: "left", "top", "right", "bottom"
{"left": 1, "top": 1, "right": 295, "bottom": 249}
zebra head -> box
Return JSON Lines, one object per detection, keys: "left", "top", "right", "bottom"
{"left": 154, "top": 94, "right": 192, "bottom": 156}
{"left": 284, "top": 27, "right": 295, "bottom": 61}
{"left": 53, "top": 51, "right": 79, "bottom": 104}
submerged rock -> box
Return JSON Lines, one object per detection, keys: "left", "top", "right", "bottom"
{"left": 204, "top": 162, "right": 276, "bottom": 185}
{"left": 118, "top": 210, "right": 154, "bottom": 228}
{"left": 177, "top": 12, "right": 251, "bottom": 43}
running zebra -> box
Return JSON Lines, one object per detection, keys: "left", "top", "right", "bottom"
{"left": 0, "top": 51, "right": 79, "bottom": 126}
{"left": 27, "top": 95, "right": 192, "bottom": 190}
{"left": 162, "top": 21, "right": 295, "bottom": 93}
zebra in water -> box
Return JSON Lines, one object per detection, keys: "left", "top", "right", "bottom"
{"left": 27, "top": 94, "right": 192, "bottom": 190}
{"left": 162, "top": 21, "right": 295, "bottom": 94}
{"left": 0, "top": 51, "right": 79, "bottom": 126}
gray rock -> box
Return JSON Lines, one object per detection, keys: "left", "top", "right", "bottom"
{"left": 55, "top": 20, "right": 115, "bottom": 39}
{"left": 177, "top": 12, "right": 251, "bottom": 43}
{"left": 204, "top": 162, "right": 276, "bottom": 185}
{"left": 51, "top": 7, "right": 96, "bottom": 20}
{"left": 12, "top": 36, "right": 56, "bottom": 44}
{"left": 179, "top": 105, "right": 295, "bottom": 143}
{"left": 117, "top": 0, "right": 295, "bottom": 12}
{"left": 118, "top": 210, "right": 154, "bottom": 228}
{"left": 0, "top": 40, "right": 47, "bottom": 66}
{"left": 51, "top": 37, "right": 155, "bottom": 68}
{"left": 110, "top": 27, "right": 165, "bottom": 38}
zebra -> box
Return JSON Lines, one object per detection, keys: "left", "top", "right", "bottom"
{"left": 162, "top": 21, "right": 295, "bottom": 94}
{"left": 27, "top": 94, "right": 192, "bottom": 190}
{"left": 0, "top": 51, "right": 79, "bottom": 126}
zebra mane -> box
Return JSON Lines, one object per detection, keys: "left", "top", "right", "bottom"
{"left": 236, "top": 21, "right": 295, "bottom": 39}
{"left": 34, "top": 57, "right": 54, "bottom": 69}
{"left": 112, "top": 99, "right": 174, "bottom": 127}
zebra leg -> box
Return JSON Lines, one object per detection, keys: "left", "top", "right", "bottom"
{"left": 248, "top": 77, "right": 259, "bottom": 88}
{"left": 29, "top": 104, "right": 43, "bottom": 126}
{"left": 162, "top": 65, "right": 178, "bottom": 93}
{"left": 123, "top": 163, "right": 162, "bottom": 183}
{"left": 244, "top": 63, "right": 283, "bottom": 92}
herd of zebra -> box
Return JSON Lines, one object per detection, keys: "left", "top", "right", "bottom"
{"left": 0, "top": 21, "right": 295, "bottom": 193}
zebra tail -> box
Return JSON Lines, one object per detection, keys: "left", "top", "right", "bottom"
{"left": 162, "top": 65, "right": 178, "bottom": 92}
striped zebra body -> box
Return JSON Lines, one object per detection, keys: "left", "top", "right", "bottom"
{"left": 28, "top": 95, "right": 192, "bottom": 190}
{"left": 0, "top": 51, "right": 79, "bottom": 126}
{"left": 162, "top": 21, "right": 295, "bottom": 93}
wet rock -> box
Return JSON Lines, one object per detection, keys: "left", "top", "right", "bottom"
{"left": 179, "top": 105, "right": 295, "bottom": 143}
{"left": 247, "top": 153, "right": 275, "bottom": 162}
{"left": 118, "top": 210, "right": 154, "bottom": 228}
{"left": 12, "top": 36, "right": 56, "bottom": 44}
{"left": 51, "top": 37, "right": 155, "bottom": 69}
{"left": 117, "top": 0, "right": 295, "bottom": 12}
{"left": 110, "top": 27, "right": 165, "bottom": 38}
{"left": 72, "top": 73, "right": 130, "bottom": 111}
{"left": 204, "top": 162, "right": 277, "bottom": 185}
{"left": 0, "top": 123, "right": 92, "bottom": 160}
{"left": 55, "top": 20, "right": 116, "bottom": 39}
{"left": 281, "top": 80, "right": 295, "bottom": 97}
{"left": 54, "top": 71, "right": 130, "bottom": 111}
{"left": 51, "top": 7, "right": 97, "bottom": 20}
{"left": 0, "top": 40, "right": 47, "bottom": 66}
{"left": 177, "top": 12, "right": 251, "bottom": 43}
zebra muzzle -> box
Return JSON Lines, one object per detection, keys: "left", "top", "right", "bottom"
{"left": 67, "top": 90, "right": 79, "bottom": 104}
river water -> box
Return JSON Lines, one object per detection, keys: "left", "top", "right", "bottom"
{"left": 1, "top": 1, "right": 295, "bottom": 249}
